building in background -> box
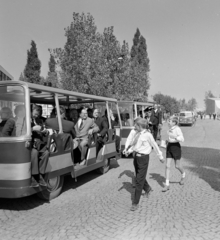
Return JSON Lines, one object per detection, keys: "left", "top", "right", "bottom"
{"left": 0, "top": 65, "right": 13, "bottom": 81}
{"left": 206, "top": 98, "right": 220, "bottom": 115}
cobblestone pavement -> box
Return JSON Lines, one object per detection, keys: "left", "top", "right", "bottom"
{"left": 0, "top": 119, "right": 220, "bottom": 240}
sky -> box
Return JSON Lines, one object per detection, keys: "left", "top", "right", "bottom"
{"left": 1, "top": 0, "right": 220, "bottom": 109}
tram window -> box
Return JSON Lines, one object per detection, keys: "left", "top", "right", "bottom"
{"left": 118, "top": 102, "right": 134, "bottom": 127}
{"left": 0, "top": 85, "right": 26, "bottom": 137}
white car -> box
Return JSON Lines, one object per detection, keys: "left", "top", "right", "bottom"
{"left": 179, "top": 111, "right": 195, "bottom": 126}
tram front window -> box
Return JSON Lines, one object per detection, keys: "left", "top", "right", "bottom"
{"left": 0, "top": 85, "right": 26, "bottom": 137}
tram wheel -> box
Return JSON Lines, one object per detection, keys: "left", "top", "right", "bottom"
{"left": 37, "top": 175, "right": 64, "bottom": 201}
{"left": 96, "top": 158, "right": 110, "bottom": 174}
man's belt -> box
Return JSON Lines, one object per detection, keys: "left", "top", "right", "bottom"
{"left": 135, "top": 152, "right": 148, "bottom": 157}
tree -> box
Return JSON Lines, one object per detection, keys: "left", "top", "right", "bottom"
{"left": 23, "top": 40, "right": 41, "bottom": 84}
{"left": 46, "top": 54, "right": 59, "bottom": 88}
{"left": 153, "top": 93, "right": 180, "bottom": 114}
{"left": 130, "top": 28, "right": 150, "bottom": 100}
{"left": 204, "top": 90, "right": 215, "bottom": 112}
{"left": 186, "top": 98, "right": 197, "bottom": 111}
{"left": 19, "top": 72, "right": 26, "bottom": 81}
{"left": 49, "top": 13, "right": 151, "bottom": 101}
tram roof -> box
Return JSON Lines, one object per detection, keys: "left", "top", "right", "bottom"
{"left": 118, "top": 100, "right": 154, "bottom": 106}
{"left": 0, "top": 80, "right": 118, "bottom": 104}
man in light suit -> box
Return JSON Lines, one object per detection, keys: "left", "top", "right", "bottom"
{"left": 75, "top": 108, "right": 99, "bottom": 165}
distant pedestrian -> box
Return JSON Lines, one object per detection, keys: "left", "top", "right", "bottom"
{"left": 213, "top": 113, "right": 216, "bottom": 120}
{"left": 209, "top": 113, "right": 212, "bottom": 119}
{"left": 125, "top": 118, "right": 164, "bottom": 211}
{"left": 162, "top": 116, "right": 185, "bottom": 192}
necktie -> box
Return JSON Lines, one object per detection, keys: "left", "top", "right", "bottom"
{"left": 131, "top": 132, "right": 141, "bottom": 148}
{"left": 79, "top": 119, "right": 83, "bottom": 129}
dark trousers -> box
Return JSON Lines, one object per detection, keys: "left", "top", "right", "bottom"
{"left": 133, "top": 154, "right": 151, "bottom": 205}
{"left": 153, "top": 125, "right": 158, "bottom": 141}
{"left": 31, "top": 148, "right": 49, "bottom": 175}
{"left": 115, "top": 135, "right": 120, "bottom": 152}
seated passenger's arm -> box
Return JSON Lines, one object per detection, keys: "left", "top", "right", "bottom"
{"left": 90, "top": 122, "right": 99, "bottom": 133}
{"left": 2, "top": 118, "right": 15, "bottom": 137}
{"left": 100, "top": 119, "right": 108, "bottom": 137}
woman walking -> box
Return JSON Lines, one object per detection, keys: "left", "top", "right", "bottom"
{"left": 162, "top": 116, "right": 185, "bottom": 192}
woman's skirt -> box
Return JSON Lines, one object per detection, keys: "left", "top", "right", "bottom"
{"left": 166, "top": 142, "right": 181, "bottom": 160}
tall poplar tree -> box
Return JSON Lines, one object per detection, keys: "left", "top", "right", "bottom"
{"left": 46, "top": 54, "right": 59, "bottom": 87}
{"left": 23, "top": 40, "right": 41, "bottom": 84}
{"left": 130, "top": 28, "right": 150, "bottom": 100}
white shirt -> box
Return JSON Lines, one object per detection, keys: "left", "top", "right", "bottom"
{"left": 78, "top": 118, "right": 83, "bottom": 128}
{"left": 168, "top": 125, "right": 184, "bottom": 143}
{"left": 128, "top": 130, "right": 163, "bottom": 159}
{"left": 125, "top": 129, "right": 136, "bottom": 150}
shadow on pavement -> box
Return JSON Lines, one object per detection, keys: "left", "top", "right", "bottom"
{"left": 149, "top": 173, "right": 165, "bottom": 187}
{"left": 182, "top": 146, "right": 220, "bottom": 192}
{"left": 118, "top": 182, "right": 134, "bottom": 201}
{"left": 0, "top": 160, "right": 119, "bottom": 211}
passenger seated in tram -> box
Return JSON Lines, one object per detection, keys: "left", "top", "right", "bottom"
{"left": 50, "top": 108, "right": 56, "bottom": 118}
{"left": 31, "top": 104, "right": 44, "bottom": 131}
{"left": 92, "top": 108, "right": 108, "bottom": 155}
{"left": 69, "top": 108, "right": 79, "bottom": 125}
{"left": 125, "top": 113, "right": 132, "bottom": 126}
{"left": 0, "top": 107, "right": 15, "bottom": 137}
{"left": 45, "top": 106, "right": 76, "bottom": 138}
{"left": 87, "top": 108, "right": 93, "bottom": 118}
{"left": 37, "top": 105, "right": 47, "bottom": 123}
{"left": 74, "top": 107, "right": 99, "bottom": 166}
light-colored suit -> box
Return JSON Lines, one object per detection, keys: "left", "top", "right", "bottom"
{"left": 75, "top": 117, "right": 99, "bottom": 160}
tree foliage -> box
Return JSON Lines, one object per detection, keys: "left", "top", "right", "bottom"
{"left": 23, "top": 40, "right": 41, "bottom": 84}
{"left": 153, "top": 93, "right": 180, "bottom": 114}
{"left": 178, "top": 98, "right": 197, "bottom": 111}
{"left": 46, "top": 54, "right": 59, "bottom": 88}
{"left": 50, "top": 13, "right": 151, "bottom": 101}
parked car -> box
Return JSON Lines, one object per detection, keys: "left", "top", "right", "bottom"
{"left": 179, "top": 111, "right": 195, "bottom": 126}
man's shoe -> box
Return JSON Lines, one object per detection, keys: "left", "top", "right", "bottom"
{"left": 130, "top": 204, "right": 139, "bottom": 211}
{"left": 39, "top": 175, "right": 47, "bottom": 187}
{"left": 31, "top": 177, "right": 39, "bottom": 187}
{"left": 179, "top": 177, "right": 185, "bottom": 185}
{"left": 79, "top": 159, "right": 86, "bottom": 166}
{"left": 162, "top": 185, "right": 170, "bottom": 192}
{"left": 143, "top": 187, "right": 153, "bottom": 198}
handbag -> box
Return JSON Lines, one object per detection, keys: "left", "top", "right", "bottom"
{"left": 160, "top": 140, "right": 167, "bottom": 149}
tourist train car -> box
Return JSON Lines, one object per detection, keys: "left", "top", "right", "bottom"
{"left": 0, "top": 81, "right": 121, "bottom": 200}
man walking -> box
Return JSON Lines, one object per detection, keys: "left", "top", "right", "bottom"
{"left": 125, "top": 118, "right": 164, "bottom": 211}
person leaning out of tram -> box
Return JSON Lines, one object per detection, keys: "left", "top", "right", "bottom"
{"left": 74, "top": 107, "right": 99, "bottom": 166}
{"left": 30, "top": 104, "right": 49, "bottom": 187}
{"left": 92, "top": 108, "right": 108, "bottom": 155}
